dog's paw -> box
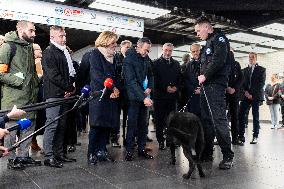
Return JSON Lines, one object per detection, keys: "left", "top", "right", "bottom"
{"left": 182, "top": 173, "right": 191, "bottom": 179}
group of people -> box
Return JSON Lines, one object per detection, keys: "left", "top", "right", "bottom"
{"left": 0, "top": 16, "right": 269, "bottom": 172}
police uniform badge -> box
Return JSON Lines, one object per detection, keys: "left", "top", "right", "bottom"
{"left": 206, "top": 48, "right": 211, "bottom": 55}
{"left": 218, "top": 37, "right": 225, "bottom": 42}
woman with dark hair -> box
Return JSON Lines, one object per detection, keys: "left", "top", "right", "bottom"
{"left": 87, "top": 31, "right": 120, "bottom": 164}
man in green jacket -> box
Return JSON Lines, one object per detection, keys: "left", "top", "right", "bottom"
{"left": 0, "top": 20, "right": 39, "bottom": 169}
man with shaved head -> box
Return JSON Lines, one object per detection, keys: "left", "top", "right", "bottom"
{"left": 152, "top": 42, "right": 181, "bottom": 150}
{"left": 0, "top": 20, "right": 39, "bottom": 169}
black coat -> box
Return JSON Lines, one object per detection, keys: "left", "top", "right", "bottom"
{"left": 200, "top": 29, "right": 231, "bottom": 87}
{"left": 42, "top": 43, "right": 74, "bottom": 99}
{"left": 241, "top": 64, "right": 266, "bottom": 101}
{"left": 88, "top": 48, "right": 118, "bottom": 128}
{"left": 123, "top": 48, "right": 153, "bottom": 102}
{"left": 152, "top": 56, "right": 181, "bottom": 100}
{"left": 77, "top": 50, "right": 91, "bottom": 89}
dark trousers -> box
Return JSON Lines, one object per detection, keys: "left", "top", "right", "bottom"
{"left": 126, "top": 101, "right": 148, "bottom": 153}
{"left": 239, "top": 99, "right": 260, "bottom": 138}
{"left": 110, "top": 100, "right": 128, "bottom": 142}
{"left": 154, "top": 99, "right": 177, "bottom": 143}
{"left": 226, "top": 94, "right": 240, "bottom": 142}
{"left": 187, "top": 94, "right": 201, "bottom": 117}
{"left": 64, "top": 109, "right": 78, "bottom": 151}
{"left": 200, "top": 84, "right": 234, "bottom": 160}
{"left": 87, "top": 127, "right": 110, "bottom": 157}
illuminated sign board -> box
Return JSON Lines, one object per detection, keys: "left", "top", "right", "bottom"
{"left": 0, "top": 0, "right": 144, "bottom": 37}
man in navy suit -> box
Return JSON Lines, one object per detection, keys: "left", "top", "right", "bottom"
{"left": 238, "top": 52, "right": 266, "bottom": 144}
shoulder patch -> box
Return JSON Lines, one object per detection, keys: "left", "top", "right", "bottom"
{"left": 218, "top": 37, "right": 225, "bottom": 42}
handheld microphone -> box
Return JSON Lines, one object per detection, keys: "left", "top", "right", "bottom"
{"left": 7, "top": 118, "right": 32, "bottom": 132}
{"left": 99, "top": 78, "right": 113, "bottom": 101}
{"left": 73, "top": 85, "right": 91, "bottom": 108}
{"left": 80, "top": 85, "right": 91, "bottom": 98}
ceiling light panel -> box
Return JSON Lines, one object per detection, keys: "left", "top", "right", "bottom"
{"left": 233, "top": 52, "right": 247, "bottom": 58}
{"left": 89, "top": 0, "right": 171, "bottom": 19}
{"left": 235, "top": 45, "right": 277, "bottom": 54}
{"left": 230, "top": 42, "right": 245, "bottom": 49}
{"left": 227, "top": 32, "right": 274, "bottom": 44}
{"left": 253, "top": 23, "right": 284, "bottom": 37}
{"left": 261, "top": 40, "right": 284, "bottom": 48}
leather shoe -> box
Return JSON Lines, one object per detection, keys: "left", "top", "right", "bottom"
{"left": 16, "top": 157, "right": 42, "bottom": 166}
{"left": 138, "top": 150, "right": 153, "bottom": 159}
{"left": 7, "top": 159, "right": 25, "bottom": 170}
{"left": 56, "top": 155, "right": 76, "bottom": 163}
{"left": 232, "top": 140, "right": 244, "bottom": 146}
{"left": 125, "top": 152, "right": 134, "bottom": 161}
{"left": 44, "top": 158, "right": 63, "bottom": 168}
{"left": 250, "top": 137, "right": 258, "bottom": 144}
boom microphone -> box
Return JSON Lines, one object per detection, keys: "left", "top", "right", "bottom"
{"left": 99, "top": 78, "right": 114, "bottom": 101}
{"left": 7, "top": 118, "right": 32, "bottom": 132}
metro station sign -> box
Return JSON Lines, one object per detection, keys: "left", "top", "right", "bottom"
{"left": 0, "top": 0, "right": 144, "bottom": 38}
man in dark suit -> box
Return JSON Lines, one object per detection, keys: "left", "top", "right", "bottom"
{"left": 238, "top": 52, "right": 266, "bottom": 144}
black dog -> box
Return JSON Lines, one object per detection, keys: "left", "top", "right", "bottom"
{"left": 167, "top": 112, "right": 205, "bottom": 179}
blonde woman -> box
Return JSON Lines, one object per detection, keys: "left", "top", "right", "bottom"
{"left": 87, "top": 31, "right": 120, "bottom": 164}
{"left": 265, "top": 74, "right": 281, "bottom": 129}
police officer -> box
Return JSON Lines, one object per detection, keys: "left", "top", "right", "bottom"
{"left": 195, "top": 16, "right": 234, "bottom": 169}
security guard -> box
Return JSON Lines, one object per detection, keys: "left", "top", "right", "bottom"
{"left": 195, "top": 16, "right": 234, "bottom": 169}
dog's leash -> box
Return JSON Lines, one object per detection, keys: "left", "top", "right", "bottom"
{"left": 201, "top": 84, "right": 217, "bottom": 131}
{"left": 178, "top": 89, "right": 198, "bottom": 112}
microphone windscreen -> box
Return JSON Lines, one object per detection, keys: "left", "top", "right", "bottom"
{"left": 81, "top": 85, "right": 91, "bottom": 96}
{"left": 16, "top": 118, "right": 32, "bottom": 130}
{"left": 104, "top": 78, "right": 113, "bottom": 89}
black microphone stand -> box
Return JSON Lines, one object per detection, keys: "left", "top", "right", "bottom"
{"left": 0, "top": 92, "right": 101, "bottom": 158}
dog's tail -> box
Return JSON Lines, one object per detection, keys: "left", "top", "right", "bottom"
{"left": 168, "top": 127, "right": 193, "bottom": 145}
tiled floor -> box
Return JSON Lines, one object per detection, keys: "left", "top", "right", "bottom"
{"left": 1, "top": 122, "right": 284, "bottom": 189}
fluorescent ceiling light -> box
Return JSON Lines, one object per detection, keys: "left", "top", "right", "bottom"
{"left": 235, "top": 45, "right": 277, "bottom": 54}
{"left": 233, "top": 52, "right": 247, "bottom": 58}
{"left": 54, "top": 0, "right": 65, "bottom": 2}
{"left": 253, "top": 23, "right": 284, "bottom": 37}
{"left": 89, "top": 0, "right": 171, "bottom": 19}
{"left": 260, "top": 40, "right": 284, "bottom": 48}
{"left": 227, "top": 32, "right": 274, "bottom": 44}
{"left": 229, "top": 42, "right": 245, "bottom": 49}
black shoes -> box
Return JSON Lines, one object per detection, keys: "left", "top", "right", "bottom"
{"left": 125, "top": 152, "right": 134, "bottom": 161}
{"left": 8, "top": 157, "right": 41, "bottom": 170}
{"left": 159, "top": 142, "right": 166, "bottom": 150}
{"left": 250, "top": 137, "right": 258, "bottom": 144}
{"left": 44, "top": 158, "right": 63, "bottom": 168}
{"left": 7, "top": 159, "right": 25, "bottom": 170}
{"left": 219, "top": 158, "right": 233, "bottom": 169}
{"left": 232, "top": 139, "right": 244, "bottom": 146}
{"left": 56, "top": 155, "right": 76, "bottom": 163}
{"left": 138, "top": 150, "right": 154, "bottom": 159}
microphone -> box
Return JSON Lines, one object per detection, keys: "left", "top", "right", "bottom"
{"left": 99, "top": 78, "right": 113, "bottom": 101}
{"left": 80, "top": 85, "right": 91, "bottom": 98}
{"left": 7, "top": 118, "right": 32, "bottom": 132}
{"left": 73, "top": 85, "right": 91, "bottom": 108}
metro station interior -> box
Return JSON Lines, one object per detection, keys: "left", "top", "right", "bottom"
{"left": 1, "top": 0, "right": 284, "bottom": 188}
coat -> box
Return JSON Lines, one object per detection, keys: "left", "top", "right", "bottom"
{"left": 0, "top": 31, "right": 39, "bottom": 119}
{"left": 88, "top": 48, "right": 118, "bottom": 128}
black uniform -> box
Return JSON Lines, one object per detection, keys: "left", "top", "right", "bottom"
{"left": 226, "top": 52, "right": 243, "bottom": 144}
{"left": 200, "top": 29, "right": 234, "bottom": 160}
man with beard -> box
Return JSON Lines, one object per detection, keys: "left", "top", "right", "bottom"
{"left": 0, "top": 21, "right": 40, "bottom": 169}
